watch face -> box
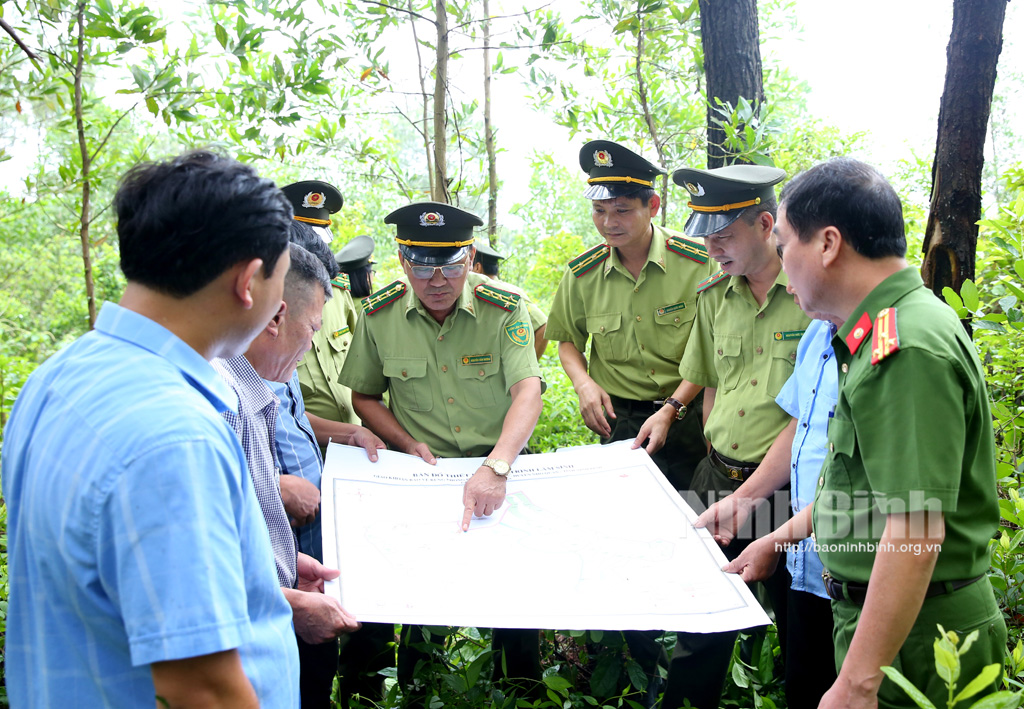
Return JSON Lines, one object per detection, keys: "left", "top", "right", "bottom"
{"left": 485, "top": 458, "right": 511, "bottom": 476}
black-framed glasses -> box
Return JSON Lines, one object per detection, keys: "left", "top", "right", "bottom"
{"left": 408, "top": 262, "right": 467, "bottom": 280}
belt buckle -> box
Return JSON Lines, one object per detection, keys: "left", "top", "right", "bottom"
{"left": 727, "top": 467, "right": 742, "bottom": 481}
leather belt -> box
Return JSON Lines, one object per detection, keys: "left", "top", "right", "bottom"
{"left": 822, "top": 570, "right": 984, "bottom": 605}
{"left": 608, "top": 395, "right": 662, "bottom": 415}
{"left": 710, "top": 448, "right": 759, "bottom": 482}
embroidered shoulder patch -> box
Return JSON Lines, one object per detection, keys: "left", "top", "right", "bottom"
{"left": 568, "top": 244, "right": 610, "bottom": 278}
{"left": 665, "top": 235, "right": 709, "bottom": 264}
{"left": 696, "top": 270, "right": 728, "bottom": 293}
{"left": 474, "top": 283, "right": 521, "bottom": 312}
{"left": 870, "top": 307, "right": 900, "bottom": 365}
{"left": 331, "top": 273, "right": 350, "bottom": 291}
{"left": 505, "top": 321, "right": 531, "bottom": 347}
{"left": 361, "top": 280, "right": 406, "bottom": 315}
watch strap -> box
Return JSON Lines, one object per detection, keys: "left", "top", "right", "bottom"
{"left": 482, "top": 457, "right": 511, "bottom": 477}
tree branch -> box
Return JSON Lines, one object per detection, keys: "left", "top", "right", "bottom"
{"left": 0, "top": 17, "right": 40, "bottom": 61}
{"left": 356, "top": 0, "right": 436, "bottom": 26}
{"left": 89, "top": 103, "right": 137, "bottom": 164}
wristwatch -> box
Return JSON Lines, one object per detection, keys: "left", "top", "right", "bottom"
{"left": 482, "top": 457, "right": 511, "bottom": 477}
{"left": 663, "top": 397, "right": 687, "bottom": 421}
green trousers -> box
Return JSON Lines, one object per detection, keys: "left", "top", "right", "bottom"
{"left": 832, "top": 575, "right": 1006, "bottom": 708}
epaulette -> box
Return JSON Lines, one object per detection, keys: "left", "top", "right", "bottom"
{"left": 475, "top": 283, "right": 522, "bottom": 312}
{"left": 568, "top": 244, "right": 610, "bottom": 278}
{"left": 361, "top": 280, "right": 406, "bottom": 315}
{"left": 870, "top": 307, "right": 900, "bottom": 365}
{"left": 331, "top": 273, "right": 350, "bottom": 291}
{"left": 696, "top": 270, "right": 728, "bottom": 293}
{"left": 666, "top": 235, "right": 709, "bottom": 264}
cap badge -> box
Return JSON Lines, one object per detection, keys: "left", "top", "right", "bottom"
{"left": 419, "top": 211, "right": 445, "bottom": 227}
{"left": 302, "top": 191, "right": 326, "bottom": 209}
{"left": 593, "top": 149, "right": 613, "bottom": 167}
{"left": 685, "top": 182, "right": 705, "bottom": 196}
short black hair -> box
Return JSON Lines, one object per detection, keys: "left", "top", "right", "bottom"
{"left": 779, "top": 158, "right": 906, "bottom": 259}
{"left": 473, "top": 254, "right": 500, "bottom": 277}
{"left": 288, "top": 219, "right": 341, "bottom": 279}
{"left": 284, "top": 243, "right": 331, "bottom": 306}
{"left": 739, "top": 192, "right": 778, "bottom": 224}
{"left": 633, "top": 186, "right": 656, "bottom": 207}
{"left": 115, "top": 151, "right": 291, "bottom": 297}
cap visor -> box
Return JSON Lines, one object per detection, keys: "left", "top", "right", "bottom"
{"left": 683, "top": 211, "right": 743, "bottom": 238}
{"left": 583, "top": 183, "right": 644, "bottom": 200}
{"left": 400, "top": 244, "right": 470, "bottom": 266}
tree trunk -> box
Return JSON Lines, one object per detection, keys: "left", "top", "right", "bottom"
{"left": 409, "top": 0, "right": 434, "bottom": 199}
{"left": 698, "top": 0, "right": 764, "bottom": 169}
{"left": 633, "top": 0, "right": 668, "bottom": 225}
{"left": 74, "top": 1, "right": 96, "bottom": 330}
{"left": 921, "top": 0, "right": 1007, "bottom": 314}
{"left": 483, "top": 0, "right": 497, "bottom": 241}
{"left": 431, "top": 0, "right": 450, "bottom": 204}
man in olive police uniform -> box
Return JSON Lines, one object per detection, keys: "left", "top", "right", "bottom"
{"left": 283, "top": 181, "right": 363, "bottom": 435}
{"left": 336, "top": 234, "right": 376, "bottom": 299}
{"left": 636, "top": 164, "right": 809, "bottom": 709}
{"left": 473, "top": 240, "right": 549, "bottom": 360}
{"left": 545, "top": 140, "right": 715, "bottom": 704}
{"left": 339, "top": 202, "right": 545, "bottom": 695}
{"left": 774, "top": 158, "right": 1005, "bottom": 708}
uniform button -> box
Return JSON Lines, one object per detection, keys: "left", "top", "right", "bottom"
{"left": 751, "top": 378, "right": 758, "bottom": 386}
{"left": 402, "top": 370, "right": 407, "bottom": 377}
{"left": 803, "top": 422, "right": 808, "bottom": 428}
{"left": 442, "top": 365, "right": 448, "bottom": 373}
{"left": 829, "top": 442, "right": 834, "bottom": 452}
{"left": 447, "top": 397, "right": 454, "bottom": 404}
{"left": 636, "top": 315, "right": 642, "bottom": 322}
{"left": 717, "top": 348, "right": 723, "bottom": 355}
{"left": 600, "top": 326, "right": 606, "bottom": 332}
{"left": 790, "top": 352, "right": 797, "bottom": 361}
{"left": 455, "top": 426, "right": 461, "bottom": 433}
{"left": 756, "top": 346, "right": 763, "bottom": 355}
{"left": 818, "top": 476, "right": 824, "bottom": 486}
{"left": 841, "top": 363, "right": 849, "bottom": 373}
{"left": 478, "top": 369, "right": 485, "bottom": 376}
{"left": 738, "top": 410, "right": 745, "bottom": 417}
{"left": 674, "top": 317, "right": 680, "bottom": 323}
{"left": 731, "top": 443, "right": 739, "bottom": 450}
{"left": 640, "top": 344, "right": 646, "bottom": 351}
{"left": 811, "top": 388, "right": 815, "bottom": 394}
{"left": 439, "top": 335, "right": 444, "bottom": 341}
{"left": 634, "top": 287, "right": 639, "bottom": 293}
{"left": 757, "top": 312, "right": 765, "bottom": 319}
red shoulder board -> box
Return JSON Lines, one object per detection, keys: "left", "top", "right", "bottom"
{"left": 474, "top": 283, "right": 521, "bottom": 312}
{"left": 666, "top": 235, "right": 709, "bottom": 264}
{"left": 361, "top": 280, "right": 406, "bottom": 315}
{"left": 870, "top": 307, "right": 900, "bottom": 365}
{"left": 844, "top": 310, "right": 873, "bottom": 355}
{"left": 696, "top": 270, "right": 728, "bottom": 293}
{"left": 568, "top": 244, "right": 609, "bottom": 278}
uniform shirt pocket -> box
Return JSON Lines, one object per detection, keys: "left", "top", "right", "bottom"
{"left": 767, "top": 340, "right": 798, "bottom": 398}
{"left": 456, "top": 357, "right": 502, "bottom": 409}
{"left": 654, "top": 301, "right": 696, "bottom": 362}
{"left": 326, "top": 326, "right": 352, "bottom": 355}
{"left": 382, "top": 357, "right": 432, "bottom": 412}
{"left": 713, "top": 333, "right": 743, "bottom": 391}
{"left": 586, "top": 312, "right": 628, "bottom": 363}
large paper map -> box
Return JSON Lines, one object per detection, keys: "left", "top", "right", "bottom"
{"left": 322, "top": 441, "right": 769, "bottom": 633}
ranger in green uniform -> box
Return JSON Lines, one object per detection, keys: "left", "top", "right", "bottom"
{"left": 545, "top": 140, "right": 715, "bottom": 706}
{"left": 339, "top": 201, "right": 545, "bottom": 695}
{"left": 775, "top": 158, "right": 1005, "bottom": 709}
{"left": 638, "top": 164, "right": 809, "bottom": 709}
{"left": 282, "top": 181, "right": 363, "bottom": 439}
{"left": 473, "top": 240, "right": 549, "bottom": 360}
{"left": 335, "top": 234, "right": 376, "bottom": 299}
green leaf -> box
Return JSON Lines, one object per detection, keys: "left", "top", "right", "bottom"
{"left": 973, "top": 320, "right": 1005, "bottom": 333}
{"left": 625, "top": 658, "right": 648, "bottom": 692}
{"left": 879, "top": 666, "right": 938, "bottom": 709}
{"left": 1014, "top": 260, "right": 1024, "bottom": 281}
{"left": 933, "top": 636, "right": 959, "bottom": 685}
{"left": 589, "top": 654, "right": 619, "bottom": 698}
{"left": 543, "top": 675, "right": 572, "bottom": 692}
{"left": 961, "top": 279, "right": 980, "bottom": 311}
{"left": 215, "top": 23, "right": 228, "bottom": 49}
{"left": 466, "top": 651, "right": 490, "bottom": 688}
{"left": 943, "top": 286, "right": 966, "bottom": 314}
{"left": 589, "top": 629, "right": 603, "bottom": 643}
{"left": 952, "top": 663, "right": 1002, "bottom": 704}
{"left": 731, "top": 660, "right": 750, "bottom": 689}
{"left": 967, "top": 690, "right": 1023, "bottom": 709}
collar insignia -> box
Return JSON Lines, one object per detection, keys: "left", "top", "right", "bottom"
{"left": 845, "top": 310, "right": 873, "bottom": 354}
{"left": 870, "top": 307, "right": 900, "bottom": 365}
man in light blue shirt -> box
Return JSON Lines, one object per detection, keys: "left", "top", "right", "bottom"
{"left": 2, "top": 152, "right": 300, "bottom": 707}
{"left": 696, "top": 312, "right": 840, "bottom": 708}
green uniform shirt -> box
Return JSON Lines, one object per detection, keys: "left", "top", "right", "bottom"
{"left": 545, "top": 225, "right": 715, "bottom": 401}
{"left": 679, "top": 270, "right": 809, "bottom": 463}
{"left": 339, "top": 272, "right": 543, "bottom": 458}
{"left": 812, "top": 268, "right": 999, "bottom": 582}
{"left": 297, "top": 279, "right": 360, "bottom": 426}
{"left": 488, "top": 278, "right": 547, "bottom": 334}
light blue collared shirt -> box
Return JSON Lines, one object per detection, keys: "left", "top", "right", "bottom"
{"left": 2, "top": 302, "right": 299, "bottom": 708}
{"left": 268, "top": 373, "right": 325, "bottom": 562}
{"left": 775, "top": 318, "right": 838, "bottom": 599}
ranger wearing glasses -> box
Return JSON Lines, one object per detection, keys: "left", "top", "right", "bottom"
{"left": 339, "top": 201, "right": 545, "bottom": 688}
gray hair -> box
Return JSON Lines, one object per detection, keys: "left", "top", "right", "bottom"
{"left": 284, "top": 243, "right": 331, "bottom": 308}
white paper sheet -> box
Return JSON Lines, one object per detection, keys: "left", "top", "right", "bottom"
{"left": 321, "top": 441, "right": 770, "bottom": 633}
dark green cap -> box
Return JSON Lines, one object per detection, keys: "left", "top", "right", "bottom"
{"left": 281, "top": 180, "right": 343, "bottom": 243}
{"left": 473, "top": 240, "right": 505, "bottom": 269}
{"left": 672, "top": 165, "right": 786, "bottom": 237}
{"left": 580, "top": 140, "right": 665, "bottom": 200}
{"left": 334, "top": 234, "right": 375, "bottom": 272}
{"left": 385, "top": 201, "right": 483, "bottom": 266}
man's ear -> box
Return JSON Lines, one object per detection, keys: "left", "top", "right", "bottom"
{"left": 648, "top": 193, "right": 661, "bottom": 218}
{"left": 821, "top": 226, "right": 842, "bottom": 267}
{"left": 234, "top": 258, "right": 264, "bottom": 310}
{"left": 758, "top": 211, "right": 775, "bottom": 239}
{"left": 265, "top": 301, "right": 287, "bottom": 338}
